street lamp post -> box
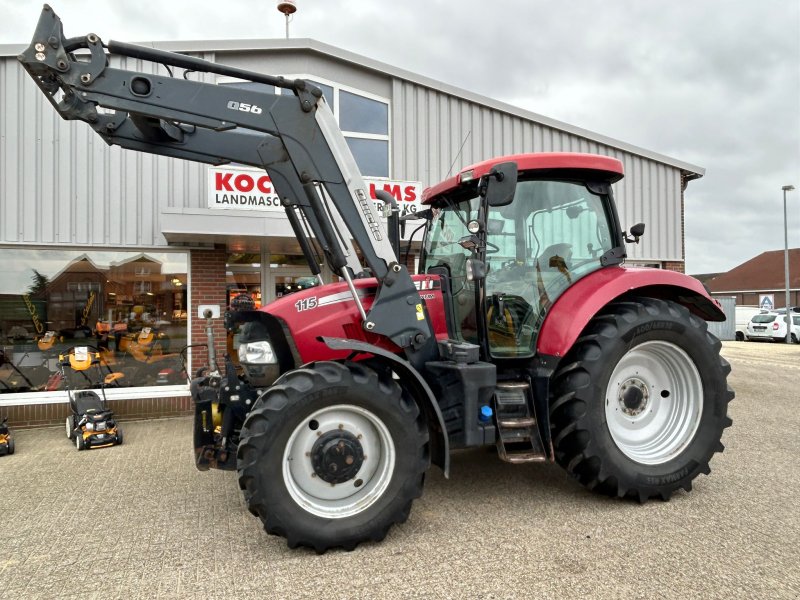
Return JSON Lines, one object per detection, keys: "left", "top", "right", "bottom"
{"left": 783, "top": 184, "right": 796, "bottom": 343}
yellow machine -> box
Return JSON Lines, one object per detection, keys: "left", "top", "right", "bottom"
{"left": 0, "top": 417, "right": 13, "bottom": 456}
{"left": 60, "top": 346, "right": 124, "bottom": 451}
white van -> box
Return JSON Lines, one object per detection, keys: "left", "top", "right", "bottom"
{"left": 735, "top": 306, "right": 761, "bottom": 341}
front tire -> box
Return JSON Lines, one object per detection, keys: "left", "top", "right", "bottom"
{"left": 7, "top": 439, "right": 14, "bottom": 455}
{"left": 550, "top": 297, "right": 734, "bottom": 501}
{"left": 237, "top": 361, "right": 429, "bottom": 552}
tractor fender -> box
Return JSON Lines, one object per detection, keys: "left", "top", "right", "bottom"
{"left": 320, "top": 336, "right": 450, "bottom": 478}
{"left": 537, "top": 266, "right": 725, "bottom": 359}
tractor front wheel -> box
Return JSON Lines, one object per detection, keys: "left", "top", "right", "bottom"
{"left": 237, "top": 361, "right": 429, "bottom": 552}
{"left": 550, "top": 297, "right": 734, "bottom": 501}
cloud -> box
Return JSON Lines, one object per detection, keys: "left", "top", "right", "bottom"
{"left": 2, "top": 0, "right": 798, "bottom": 273}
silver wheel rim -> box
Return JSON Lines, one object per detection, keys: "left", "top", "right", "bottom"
{"left": 65, "top": 417, "right": 72, "bottom": 439}
{"left": 282, "top": 404, "right": 395, "bottom": 519}
{"left": 605, "top": 340, "right": 703, "bottom": 465}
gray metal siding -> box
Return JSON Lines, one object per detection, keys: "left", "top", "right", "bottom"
{"left": 1, "top": 54, "right": 212, "bottom": 249}
{"left": 1, "top": 48, "right": 683, "bottom": 263}
{"left": 220, "top": 50, "right": 392, "bottom": 100}
{"left": 706, "top": 296, "right": 735, "bottom": 341}
{"left": 391, "top": 80, "right": 683, "bottom": 262}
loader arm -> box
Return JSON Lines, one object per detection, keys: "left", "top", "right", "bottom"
{"left": 17, "top": 4, "right": 431, "bottom": 351}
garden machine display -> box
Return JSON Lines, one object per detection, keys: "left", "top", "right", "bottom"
{"left": 59, "top": 346, "right": 123, "bottom": 451}
{"left": 20, "top": 5, "right": 733, "bottom": 552}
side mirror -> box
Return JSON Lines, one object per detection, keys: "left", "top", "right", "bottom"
{"left": 624, "top": 222, "right": 646, "bottom": 244}
{"left": 485, "top": 162, "right": 518, "bottom": 207}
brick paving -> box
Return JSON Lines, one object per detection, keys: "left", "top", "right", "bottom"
{"left": 1, "top": 342, "right": 798, "bottom": 599}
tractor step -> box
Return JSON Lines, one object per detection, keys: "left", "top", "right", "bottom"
{"left": 497, "top": 417, "right": 536, "bottom": 428}
{"left": 494, "top": 382, "right": 546, "bottom": 464}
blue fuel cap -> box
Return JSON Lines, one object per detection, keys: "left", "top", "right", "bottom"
{"left": 479, "top": 405, "right": 493, "bottom": 422}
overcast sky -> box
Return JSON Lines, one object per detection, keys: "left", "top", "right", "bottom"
{"left": 2, "top": 0, "right": 798, "bottom": 274}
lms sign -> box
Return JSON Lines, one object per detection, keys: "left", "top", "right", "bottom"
{"left": 208, "top": 166, "right": 423, "bottom": 216}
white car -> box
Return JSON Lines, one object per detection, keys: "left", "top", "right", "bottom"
{"left": 735, "top": 306, "right": 762, "bottom": 341}
{"left": 746, "top": 312, "right": 800, "bottom": 342}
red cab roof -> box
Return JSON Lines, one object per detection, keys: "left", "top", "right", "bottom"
{"left": 422, "top": 152, "right": 625, "bottom": 204}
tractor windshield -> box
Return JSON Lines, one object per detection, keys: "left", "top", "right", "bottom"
{"left": 423, "top": 179, "right": 615, "bottom": 357}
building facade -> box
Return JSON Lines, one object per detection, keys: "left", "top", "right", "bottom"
{"left": 0, "top": 38, "right": 704, "bottom": 425}
{"left": 706, "top": 248, "right": 800, "bottom": 310}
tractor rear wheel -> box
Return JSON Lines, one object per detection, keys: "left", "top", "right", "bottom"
{"left": 550, "top": 297, "right": 734, "bottom": 501}
{"left": 237, "top": 361, "right": 429, "bottom": 552}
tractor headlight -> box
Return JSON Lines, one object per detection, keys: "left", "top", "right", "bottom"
{"left": 238, "top": 341, "right": 277, "bottom": 365}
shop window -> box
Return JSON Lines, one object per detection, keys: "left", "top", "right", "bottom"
{"left": 274, "top": 275, "right": 319, "bottom": 298}
{"left": 0, "top": 250, "right": 188, "bottom": 397}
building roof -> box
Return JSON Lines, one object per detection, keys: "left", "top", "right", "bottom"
{"left": 706, "top": 249, "right": 800, "bottom": 292}
{"left": 0, "top": 37, "right": 704, "bottom": 178}
{"left": 691, "top": 272, "right": 724, "bottom": 285}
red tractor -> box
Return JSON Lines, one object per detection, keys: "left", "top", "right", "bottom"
{"left": 20, "top": 6, "right": 733, "bottom": 553}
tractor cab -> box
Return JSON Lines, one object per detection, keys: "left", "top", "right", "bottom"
{"left": 420, "top": 153, "right": 626, "bottom": 360}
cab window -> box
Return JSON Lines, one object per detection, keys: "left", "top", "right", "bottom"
{"left": 485, "top": 180, "right": 614, "bottom": 358}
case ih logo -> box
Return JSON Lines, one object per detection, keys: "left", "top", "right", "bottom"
{"left": 208, "top": 166, "right": 423, "bottom": 214}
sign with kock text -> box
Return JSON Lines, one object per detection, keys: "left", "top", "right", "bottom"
{"left": 208, "top": 166, "right": 423, "bottom": 217}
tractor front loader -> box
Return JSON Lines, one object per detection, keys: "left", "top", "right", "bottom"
{"left": 19, "top": 5, "right": 733, "bottom": 552}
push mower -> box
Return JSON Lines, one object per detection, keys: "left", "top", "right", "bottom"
{"left": 60, "top": 346, "right": 123, "bottom": 451}
{"left": 0, "top": 417, "right": 14, "bottom": 456}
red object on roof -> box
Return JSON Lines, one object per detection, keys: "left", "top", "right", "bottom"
{"left": 706, "top": 249, "right": 800, "bottom": 292}
{"left": 422, "top": 152, "right": 625, "bottom": 204}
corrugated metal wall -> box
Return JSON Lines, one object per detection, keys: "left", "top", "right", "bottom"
{"left": 391, "top": 80, "right": 683, "bottom": 262}
{"left": 706, "top": 296, "right": 736, "bottom": 341}
{"left": 0, "top": 54, "right": 213, "bottom": 249}
{"left": 1, "top": 49, "right": 683, "bottom": 263}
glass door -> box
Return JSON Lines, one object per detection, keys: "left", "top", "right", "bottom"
{"left": 226, "top": 253, "right": 263, "bottom": 309}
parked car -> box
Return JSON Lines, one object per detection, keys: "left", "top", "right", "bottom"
{"left": 746, "top": 312, "right": 800, "bottom": 342}
{"left": 735, "top": 306, "right": 762, "bottom": 341}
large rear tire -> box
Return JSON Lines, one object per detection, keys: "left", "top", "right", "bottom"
{"left": 237, "top": 361, "right": 429, "bottom": 552}
{"left": 550, "top": 297, "right": 734, "bottom": 501}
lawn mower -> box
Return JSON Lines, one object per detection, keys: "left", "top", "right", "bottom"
{"left": 60, "top": 346, "right": 123, "bottom": 451}
{"left": 0, "top": 417, "right": 14, "bottom": 456}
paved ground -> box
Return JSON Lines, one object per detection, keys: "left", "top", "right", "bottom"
{"left": 1, "top": 341, "right": 798, "bottom": 599}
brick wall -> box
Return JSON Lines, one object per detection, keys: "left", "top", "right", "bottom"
{"left": 189, "top": 247, "right": 228, "bottom": 374}
{"left": 3, "top": 396, "right": 191, "bottom": 429}
{"left": 663, "top": 261, "right": 685, "bottom": 273}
